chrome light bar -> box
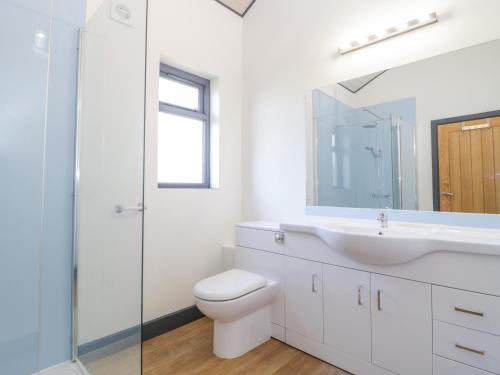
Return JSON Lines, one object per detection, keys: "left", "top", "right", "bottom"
{"left": 338, "top": 12, "right": 438, "bottom": 55}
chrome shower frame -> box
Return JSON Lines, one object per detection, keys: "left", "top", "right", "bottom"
{"left": 71, "top": 29, "right": 84, "bottom": 363}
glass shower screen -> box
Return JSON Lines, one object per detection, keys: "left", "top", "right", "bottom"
{"left": 74, "top": 1, "right": 147, "bottom": 374}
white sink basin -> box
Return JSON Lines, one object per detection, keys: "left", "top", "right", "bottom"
{"left": 280, "top": 219, "right": 500, "bottom": 265}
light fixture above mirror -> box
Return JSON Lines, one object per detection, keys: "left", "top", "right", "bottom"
{"left": 338, "top": 12, "right": 438, "bottom": 55}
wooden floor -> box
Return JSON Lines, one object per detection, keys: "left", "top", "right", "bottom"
{"left": 143, "top": 318, "right": 350, "bottom": 375}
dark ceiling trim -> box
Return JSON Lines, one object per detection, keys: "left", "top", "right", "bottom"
{"left": 242, "top": 0, "right": 257, "bottom": 16}
{"left": 337, "top": 70, "right": 388, "bottom": 94}
{"left": 214, "top": 0, "right": 257, "bottom": 17}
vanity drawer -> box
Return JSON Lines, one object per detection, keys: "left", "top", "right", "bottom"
{"left": 433, "top": 286, "right": 500, "bottom": 335}
{"left": 235, "top": 227, "right": 284, "bottom": 254}
{"left": 433, "top": 321, "right": 500, "bottom": 374}
{"left": 434, "top": 355, "right": 494, "bottom": 375}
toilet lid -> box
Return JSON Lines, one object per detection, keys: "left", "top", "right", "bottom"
{"left": 193, "top": 269, "right": 267, "bottom": 301}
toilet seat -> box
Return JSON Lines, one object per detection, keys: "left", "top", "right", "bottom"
{"left": 194, "top": 269, "right": 278, "bottom": 359}
{"left": 193, "top": 269, "right": 266, "bottom": 301}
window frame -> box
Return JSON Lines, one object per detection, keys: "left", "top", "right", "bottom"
{"left": 157, "top": 63, "right": 211, "bottom": 189}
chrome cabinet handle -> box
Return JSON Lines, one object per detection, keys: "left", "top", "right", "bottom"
{"left": 274, "top": 232, "right": 285, "bottom": 244}
{"left": 455, "top": 343, "right": 485, "bottom": 356}
{"left": 358, "top": 286, "right": 362, "bottom": 306}
{"left": 454, "top": 307, "right": 484, "bottom": 317}
{"left": 312, "top": 274, "right": 319, "bottom": 293}
{"left": 377, "top": 290, "right": 382, "bottom": 311}
{"left": 115, "top": 203, "right": 146, "bottom": 214}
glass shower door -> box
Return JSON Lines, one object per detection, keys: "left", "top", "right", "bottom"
{"left": 74, "top": 1, "right": 147, "bottom": 374}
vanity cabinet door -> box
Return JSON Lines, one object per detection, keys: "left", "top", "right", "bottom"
{"left": 371, "top": 274, "right": 432, "bottom": 375}
{"left": 323, "top": 265, "right": 371, "bottom": 362}
{"left": 285, "top": 257, "right": 323, "bottom": 343}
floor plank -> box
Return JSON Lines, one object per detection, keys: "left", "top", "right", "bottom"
{"left": 143, "top": 317, "right": 350, "bottom": 375}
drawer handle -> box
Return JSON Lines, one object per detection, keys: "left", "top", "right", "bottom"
{"left": 455, "top": 343, "right": 485, "bottom": 356}
{"left": 454, "top": 307, "right": 484, "bottom": 317}
{"left": 312, "top": 274, "right": 319, "bottom": 293}
{"left": 274, "top": 232, "right": 285, "bottom": 244}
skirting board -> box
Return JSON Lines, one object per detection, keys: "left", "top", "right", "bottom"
{"left": 80, "top": 306, "right": 276, "bottom": 355}
{"left": 142, "top": 305, "right": 204, "bottom": 341}
{"left": 78, "top": 326, "right": 140, "bottom": 357}
{"left": 77, "top": 306, "right": 203, "bottom": 360}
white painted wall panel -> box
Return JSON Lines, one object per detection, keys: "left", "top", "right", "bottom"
{"left": 143, "top": 0, "right": 243, "bottom": 322}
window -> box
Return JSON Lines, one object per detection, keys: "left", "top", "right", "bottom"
{"left": 157, "top": 64, "right": 210, "bottom": 188}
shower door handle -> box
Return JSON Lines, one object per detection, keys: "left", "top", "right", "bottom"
{"left": 115, "top": 203, "right": 146, "bottom": 214}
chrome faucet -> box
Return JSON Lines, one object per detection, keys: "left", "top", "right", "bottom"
{"left": 376, "top": 211, "right": 388, "bottom": 228}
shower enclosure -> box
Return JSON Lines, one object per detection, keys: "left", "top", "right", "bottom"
{"left": 1, "top": 0, "right": 147, "bottom": 373}
{"left": 1, "top": 1, "right": 84, "bottom": 374}
{"left": 74, "top": 1, "right": 148, "bottom": 374}
{"left": 313, "top": 89, "right": 417, "bottom": 210}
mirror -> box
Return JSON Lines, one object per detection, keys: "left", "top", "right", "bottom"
{"left": 307, "top": 38, "right": 500, "bottom": 214}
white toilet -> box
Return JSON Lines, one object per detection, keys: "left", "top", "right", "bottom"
{"left": 193, "top": 269, "right": 278, "bottom": 359}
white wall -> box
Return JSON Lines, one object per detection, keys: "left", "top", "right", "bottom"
{"left": 80, "top": 0, "right": 500, "bottom": 325}
{"left": 143, "top": 0, "right": 242, "bottom": 322}
{"left": 242, "top": 0, "right": 500, "bottom": 221}
{"left": 86, "top": 0, "right": 104, "bottom": 21}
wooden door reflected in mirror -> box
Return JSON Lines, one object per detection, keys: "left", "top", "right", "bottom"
{"left": 433, "top": 113, "right": 500, "bottom": 213}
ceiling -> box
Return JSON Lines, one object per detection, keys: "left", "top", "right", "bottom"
{"left": 215, "top": 0, "right": 256, "bottom": 17}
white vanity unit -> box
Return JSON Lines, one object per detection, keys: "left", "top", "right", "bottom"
{"left": 235, "top": 219, "right": 500, "bottom": 375}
